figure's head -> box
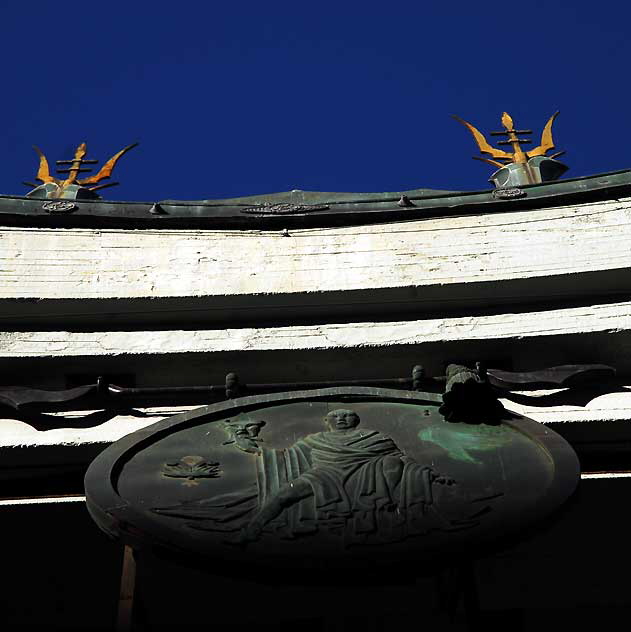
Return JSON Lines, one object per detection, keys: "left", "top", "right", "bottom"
{"left": 222, "top": 418, "right": 266, "bottom": 439}
{"left": 325, "top": 409, "right": 360, "bottom": 432}
{"left": 221, "top": 418, "right": 266, "bottom": 454}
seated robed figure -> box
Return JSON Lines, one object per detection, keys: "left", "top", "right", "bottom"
{"left": 241, "top": 409, "right": 455, "bottom": 544}
{"left": 157, "top": 408, "right": 456, "bottom": 546}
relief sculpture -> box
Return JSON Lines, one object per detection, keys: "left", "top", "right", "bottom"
{"left": 161, "top": 456, "right": 221, "bottom": 486}
{"left": 154, "top": 408, "right": 487, "bottom": 547}
{"left": 86, "top": 385, "right": 582, "bottom": 570}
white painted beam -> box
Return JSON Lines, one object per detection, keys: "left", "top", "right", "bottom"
{"left": 1, "top": 300, "right": 630, "bottom": 358}
{"left": 0, "top": 197, "right": 630, "bottom": 302}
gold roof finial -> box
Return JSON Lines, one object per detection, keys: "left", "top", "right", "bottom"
{"left": 26, "top": 141, "right": 138, "bottom": 195}
{"left": 453, "top": 111, "right": 563, "bottom": 169}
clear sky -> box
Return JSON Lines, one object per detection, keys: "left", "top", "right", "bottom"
{"left": 1, "top": 0, "right": 628, "bottom": 201}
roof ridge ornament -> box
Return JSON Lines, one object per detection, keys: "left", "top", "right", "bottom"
{"left": 453, "top": 111, "right": 568, "bottom": 188}
{"left": 24, "top": 141, "right": 138, "bottom": 200}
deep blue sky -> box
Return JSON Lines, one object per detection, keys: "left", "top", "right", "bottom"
{"left": 1, "top": 1, "right": 628, "bottom": 202}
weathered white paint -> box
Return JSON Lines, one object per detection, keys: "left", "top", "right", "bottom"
{"left": 0, "top": 406, "right": 195, "bottom": 447}
{"left": 0, "top": 496, "right": 86, "bottom": 505}
{"left": 2, "top": 197, "right": 630, "bottom": 456}
{"left": 581, "top": 472, "right": 631, "bottom": 478}
{"left": 500, "top": 388, "right": 631, "bottom": 424}
{"left": 1, "top": 197, "right": 630, "bottom": 300}
{"left": 1, "top": 300, "right": 630, "bottom": 357}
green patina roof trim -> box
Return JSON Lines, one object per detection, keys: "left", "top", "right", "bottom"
{"left": 0, "top": 169, "right": 628, "bottom": 230}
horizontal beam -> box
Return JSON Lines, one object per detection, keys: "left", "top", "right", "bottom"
{"left": 0, "top": 196, "right": 630, "bottom": 330}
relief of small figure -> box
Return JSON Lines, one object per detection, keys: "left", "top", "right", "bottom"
{"left": 221, "top": 418, "right": 266, "bottom": 454}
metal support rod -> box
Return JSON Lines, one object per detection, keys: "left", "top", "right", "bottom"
{"left": 0, "top": 370, "right": 446, "bottom": 415}
{"left": 1, "top": 364, "right": 610, "bottom": 417}
{"left": 113, "top": 376, "right": 439, "bottom": 397}
{"left": 99, "top": 376, "right": 445, "bottom": 410}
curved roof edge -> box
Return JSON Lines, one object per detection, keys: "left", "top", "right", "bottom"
{"left": 0, "top": 169, "right": 629, "bottom": 230}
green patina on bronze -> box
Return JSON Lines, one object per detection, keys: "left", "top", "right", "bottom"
{"left": 419, "top": 424, "right": 513, "bottom": 465}
{"left": 85, "top": 385, "right": 580, "bottom": 575}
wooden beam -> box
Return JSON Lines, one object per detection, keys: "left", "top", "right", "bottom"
{"left": 117, "top": 545, "right": 136, "bottom": 632}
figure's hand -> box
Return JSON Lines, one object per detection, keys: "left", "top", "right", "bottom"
{"left": 433, "top": 473, "right": 456, "bottom": 486}
{"left": 240, "top": 521, "right": 263, "bottom": 544}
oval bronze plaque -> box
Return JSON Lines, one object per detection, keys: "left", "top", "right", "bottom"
{"left": 85, "top": 387, "right": 579, "bottom": 574}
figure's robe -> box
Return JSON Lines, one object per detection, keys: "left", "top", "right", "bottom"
{"left": 155, "top": 428, "right": 453, "bottom": 544}
{"left": 270, "top": 429, "right": 449, "bottom": 543}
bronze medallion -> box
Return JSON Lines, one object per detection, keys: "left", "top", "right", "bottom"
{"left": 85, "top": 386, "right": 579, "bottom": 575}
